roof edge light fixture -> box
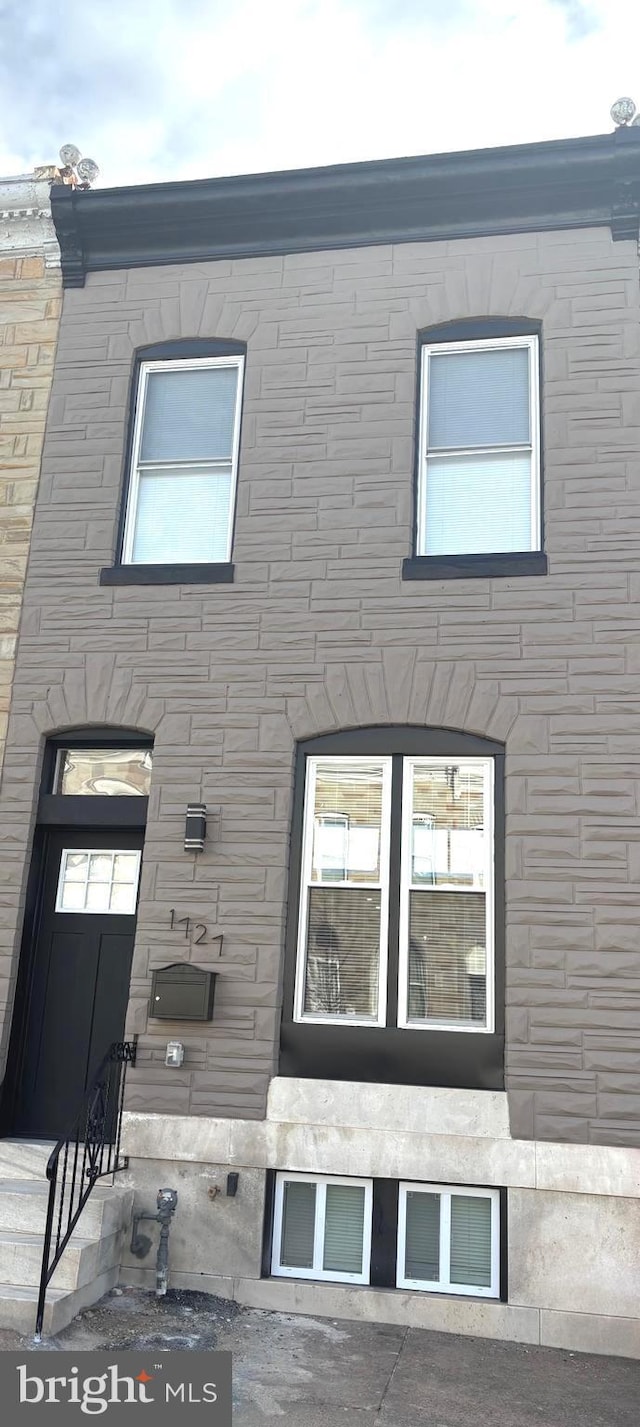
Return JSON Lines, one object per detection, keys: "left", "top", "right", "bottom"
{"left": 185, "top": 803, "right": 207, "bottom": 852}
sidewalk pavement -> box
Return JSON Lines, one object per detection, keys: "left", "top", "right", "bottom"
{"left": 0, "top": 1286, "right": 637, "bottom": 1425}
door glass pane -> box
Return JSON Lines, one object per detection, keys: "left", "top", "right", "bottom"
{"left": 323, "top": 1184, "right": 365, "bottom": 1274}
{"left": 304, "top": 887, "right": 381, "bottom": 1019}
{"left": 110, "top": 883, "right": 138, "bottom": 913}
{"left": 60, "top": 882, "right": 85, "bottom": 911}
{"left": 64, "top": 852, "right": 88, "bottom": 881}
{"left": 86, "top": 882, "right": 111, "bottom": 911}
{"left": 280, "top": 1180, "right": 316, "bottom": 1269}
{"left": 88, "top": 854, "right": 112, "bottom": 882}
{"left": 450, "top": 1195, "right": 493, "bottom": 1288}
{"left": 141, "top": 366, "right": 239, "bottom": 463}
{"left": 131, "top": 466, "right": 232, "bottom": 564}
{"left": 56, "top": 849, "right": 141, "bottom": 915}
{"left": 423, "top": 451, "right": 532, "bottom": 555}
{"left": 57, "top": 748, "right": 152, "bottom": 796}
{"left": 404, "top": 1191, "right": 440, "bottom": 1281}
{"left": 113, "top": 853, "right": 139, "bottom": 883}
{"left": 428, "top": 346, "right": 530, "bottom": 449}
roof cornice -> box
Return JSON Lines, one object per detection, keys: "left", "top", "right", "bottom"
{"left": 51, "top": 129, "right": 640, "bottom": 288}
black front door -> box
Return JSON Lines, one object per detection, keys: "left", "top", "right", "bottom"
{"left": 12, "top": 829, "right": 142, "bottom": 1140}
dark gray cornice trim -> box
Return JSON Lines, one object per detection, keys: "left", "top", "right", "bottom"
{"left": 52, "top": 128, "right": 640, "bottom": 287}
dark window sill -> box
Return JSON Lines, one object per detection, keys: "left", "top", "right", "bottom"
{"left": 402, "top": 551, "right": 548, "bottom": 581}
{"left": 99, "top": 562, "right": 234, "bottom": 586}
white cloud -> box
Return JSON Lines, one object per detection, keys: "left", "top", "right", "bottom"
{"left": 0, "top": 0, "right": 638, "bottom": 186}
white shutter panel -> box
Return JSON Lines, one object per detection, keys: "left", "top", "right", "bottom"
{"left": 280, "top": 1181, "right": 316, "bottom": 1269}
{"left": 404, "top": 1191, "right": 440, "bottom": 1281}
{"left": 450, "top": 1194, "right": 493, "bottom": 1288}
{"left": 322, "top": 1185, "right": 366, "bottom": 1274}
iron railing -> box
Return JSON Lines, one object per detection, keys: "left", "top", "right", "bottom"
{"left": 35, "top": 1039, "right": 137, "bottom": 1339}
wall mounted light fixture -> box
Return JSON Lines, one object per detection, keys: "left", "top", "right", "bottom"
{"left": 185, "top": 803, "right": 207, "bottom": 852}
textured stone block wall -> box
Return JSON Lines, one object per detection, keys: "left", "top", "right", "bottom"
{"left": 1, "top": 226, "right": 639, "bottom": 1145}
{"left": 0, "top": 251, "right": 60, "bottom": 772}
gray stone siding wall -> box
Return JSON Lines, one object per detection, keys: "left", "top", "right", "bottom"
{"left": 1, "top": 226, "right": 639, "bottom": 1145}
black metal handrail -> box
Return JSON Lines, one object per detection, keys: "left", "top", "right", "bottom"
{"left": 34, "top": 1038, "right": 137, "bottom": 1339}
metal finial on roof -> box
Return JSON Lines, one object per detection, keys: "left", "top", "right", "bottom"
{"left": 56, "top": 144, "right": 100, "bottom": 189}
{"left": 611, "top": 97, "right": 637, "bottom": 128}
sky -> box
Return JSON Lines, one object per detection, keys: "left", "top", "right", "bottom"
{"left": 0, "top": 0, "right": 638, "bottom": 189}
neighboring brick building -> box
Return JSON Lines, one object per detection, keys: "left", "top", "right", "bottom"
{"left": 0, "top": 127, "right": 640, "bottom": 1351}
{"left": 0, "top": 175, "right": 60, "bottom": 777}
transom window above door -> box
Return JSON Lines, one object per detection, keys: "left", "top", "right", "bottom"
{"left": 295, "top": 752, "right": 495, "bottom": 1033}
{"left": 55, "top": 747, "right": 152, "bottom": 796}
{"left": 56, "top": 849, "right": 142, "bottom": 914}
{"left": 121, "top": 355, "right": 245, "bottom": 566}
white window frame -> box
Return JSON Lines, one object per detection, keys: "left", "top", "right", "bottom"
{"left": 397, "top": 1182, "right": 500, "bottom": 1298}
{"left": 398, "top": 757, "right": 494, "bottom": 1033}
{"left": 121, "top": 355, "right": 245, "bottom": 565}
{"left": 272, "top": 1172, "right": 373, "bottom": 1284}
{"left": 294, "top": 755, "right": 392, "bottom": 1027}
{"left": 417, "top": 334, "right": 540, "bottom": 557}
{"left": 55, "top": 848, "right": 142, "bottom": 915}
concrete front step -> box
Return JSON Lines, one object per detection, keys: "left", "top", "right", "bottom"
{"left": 0, "top": 1227, "right": 124, "bottom": 1292}
{"left": 0, "top": 1141, "right": 54, "bottom": 1181}
{"left": 0, "top": 1153, "right": 134, "bottom": 1335}
{"left": 0, "top": 1266, "right": 121, "bottom": 1337}
{"left": 0, "top": 1180, "right": 133, "bottom": 1238}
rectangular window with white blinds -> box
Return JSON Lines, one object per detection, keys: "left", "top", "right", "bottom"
{"left": 294, "top": 753, "right": 494, "bottom": 1033}
{"left": 272, "top": 1173, "right": 372, "bottom": 1283}
{"left": 295, "top": 758, "right": 391, "bottom": 1025}
{"left": 399, "top": 758, "right": 494, "bottom": 1032}
{"left": 417, "top": 336, "right": 540, "bottom": 557}
{"left": 122, "top": 356, "right": 244, "bottom": 565}
{"left": 397, "top": 1183, "right": 500, "bottom": 1297}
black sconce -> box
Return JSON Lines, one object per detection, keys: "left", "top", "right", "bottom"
{"left": 185, "top": 802, "right": 207, "bottom": 852}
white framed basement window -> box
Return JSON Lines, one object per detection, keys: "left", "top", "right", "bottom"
{"left": 417, "top": 335, "right": 540, "bottom": 557}
{"left": 121, "top": 355, "right": 245, "bottom": 565}
{"left": 294, "top": 757, "right": 392, "bottom": 1027}
{"left": 271, "top": 1173, "right": 373, "bottom": 1284}
{"left": 398, "top": 757, "right": 494, "bottom": 1034}
{"left": 397, "top": 1183, "right": 500, "bottom": 1298}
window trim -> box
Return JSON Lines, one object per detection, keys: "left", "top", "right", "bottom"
{"left": 271, "top": 1171, "right": 373, "bottom": 1285}
{"left": 398, "top": 756, "right": 495, "bottom": 1034}
{"left": 396, "top": 1182, "right": 500, "bottom": 1298}
{"left": 416, "top": 332, "right": 541, "bottom": 560}
{"left": 120, "top": 353, "right": 245, "bottom": 568}
{"left": 294, "top": 755, "right": 392, "bottom": 1028}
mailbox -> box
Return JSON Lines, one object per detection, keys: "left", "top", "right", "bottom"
{"left": 150, "top": 963, "right": 216, "bottom": 1021}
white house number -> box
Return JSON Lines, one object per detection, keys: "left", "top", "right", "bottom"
{"left": 169, "top": 908, "right": 223, "bottom": 953}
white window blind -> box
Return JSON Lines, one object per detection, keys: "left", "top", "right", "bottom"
{"left": 272, "top": 1174, "right": 372, "bottom": 1284}
{"left": 398, "top": 1183, "right": 499, "bottom": 1297}
{"left": 123, "top": 357, "right": 243, "bottom": 566}
{"left": 419, "top": 336, "right": 539, "bottom": 556}
{"left": 296, "top": 759, "right": 391, "bottom": 1025}
{"left": 399, "top": 758, "right": 493, "bottom": 1032}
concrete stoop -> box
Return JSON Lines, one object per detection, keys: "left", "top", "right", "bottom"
{"left": 0, "top": 1142, "right": 133, "bottom": 1336}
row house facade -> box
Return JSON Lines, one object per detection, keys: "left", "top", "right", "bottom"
{"left": 0, "top": 125, "right": 639, "bottom": 1351}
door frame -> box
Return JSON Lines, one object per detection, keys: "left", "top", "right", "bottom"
{"left": 0, "top": 728, "right": 151, "bottom": 1138}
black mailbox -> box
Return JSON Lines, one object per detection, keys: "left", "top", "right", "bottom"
{"left": 150, "top": 963, "right": 216, "bottom": 1021}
